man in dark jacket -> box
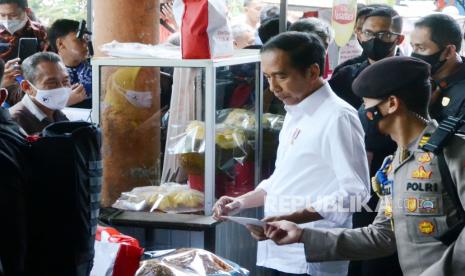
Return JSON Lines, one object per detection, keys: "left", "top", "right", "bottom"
{"left": 410, "top": 13, "right": 465, "bottom": 122}
{"left": 0, "top": 58, "right": 28, "bottom": 276}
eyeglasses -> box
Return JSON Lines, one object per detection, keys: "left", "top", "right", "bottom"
{"left": 361, "top": 30, "right": 401, "bottom": 43}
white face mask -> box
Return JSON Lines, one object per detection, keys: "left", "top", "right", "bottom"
{"left": 0, "top": 17, "right": 27, "bottom": 34}
{"left": 113, "top": 80, "right": 153, "bottom": 108}
{"left": 30, "top": 83, "right": 72, "bottom": 110}
{"left": 124, "top": 90, "right": 153, "bottom": 108}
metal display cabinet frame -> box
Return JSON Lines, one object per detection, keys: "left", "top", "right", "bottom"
{"left": 91, "top": 50, "right": 263, "bottom": 216}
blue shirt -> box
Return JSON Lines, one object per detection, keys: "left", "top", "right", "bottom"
{"left": 67, "top": 61, "right": 92, "bottom": 98}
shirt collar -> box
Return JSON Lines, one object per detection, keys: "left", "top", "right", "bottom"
{"left": 22, "top": 94, "right": 47, "bottom": 121}
{"left": 436, "top": 57, "right": 465, "bottom": 90}
{"left": 284, "top": 82, "right": 331, "bottom": 116}
{"left": 0, "top": 107, "right": 12, "bottom": 123}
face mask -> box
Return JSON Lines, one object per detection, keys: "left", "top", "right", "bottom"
{"left": 360, "top": 38, "right": 396, "bottom": 61}
{"left": 31, "top": 83, "right": 72, "bottom": 110}
{"left": 113, "top": 79, "right": 153, "bottom": 108}
{"left": 359, "top": 102, "right": 387, "bottom": 138}
{"left": 411, "top": 49, "right": 446, "bottom": 75}
{"left": 0, "top": 17, "right": 27, "bottom": 34}
{"left": 124, "top": 90, "right": 153, "bottom": 108}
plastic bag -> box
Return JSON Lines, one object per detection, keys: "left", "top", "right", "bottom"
{"left": 100, "top": 40, "right": 182, "bottom": 59}
{"left": 112, "top": 184, "right": 204, "bottom": 213}
{"left": 136, "top": 248, "right": 249, "bottom": 276}
{"left": 91, "top": 226, "right": 144, "bottom": 276}
{"left": 173, "top": 0, "right": 233, "bottom": 59}
{"left": 217, "top": 109, "right": 284, "bottom": 132}
{"left": 262, "top": 113, "right": 284, "bottom": 131}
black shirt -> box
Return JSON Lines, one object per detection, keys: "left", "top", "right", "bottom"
{"left": 329, "top": 59, "right": 369, "bottom": 109}
{"left": 431, "top": 60, "right": 465, "bottom": 122}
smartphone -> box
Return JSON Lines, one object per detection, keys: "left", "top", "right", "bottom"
{"left": 17, "top": 37, "right": 39, "bottom": 63}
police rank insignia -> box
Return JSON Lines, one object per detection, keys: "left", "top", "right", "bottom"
{"left": 441, "top": 96, "right": 451, "bottom": 107}
{"left": 418, "top": 134, "right": 431, "bottom": 148}
{"left": 418, "top": 221, "right": 435, "bottom": 235}
{"left": 406, "top": 198, "right": 417, "bottom": 212}
{"left": 412, "top": 165, "right": 433, "bottom": 179}
{"left": 418, "top": 153, "right": 432, "bottom": 163}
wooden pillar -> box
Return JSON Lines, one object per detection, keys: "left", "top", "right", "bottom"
{"left": 94, "top": 0, "right": 159, "bottom": 57}
{"left": 94, "top": 0, "right": 161, "bottom": 207}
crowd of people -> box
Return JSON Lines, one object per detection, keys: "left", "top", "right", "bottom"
{"left": 213, "top": 3, "right": 465, "bottom": 276}
{"left": 0, "top": 0, "right": 91, "bottom": 136}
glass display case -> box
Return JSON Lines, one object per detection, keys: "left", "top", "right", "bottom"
{"left": 91, "top": 50, "right": 268, "bottom": 216}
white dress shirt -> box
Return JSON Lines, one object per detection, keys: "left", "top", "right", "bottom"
{"left": 256, "top": 83, "right": 370, "bottom": 275}
{"left": 22, "top": 94, "right": 47, "bottom": 121}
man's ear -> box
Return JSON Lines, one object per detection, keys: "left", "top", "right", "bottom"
{"left": 21, "top": 80, "right": 35, "bottom": 96}
{"left": 396, "top": 34, "right": 405, "bottom": 46}
{"left": 0, "top": 88, "right": 8, "bottom": 105}
{"left": 309, "top": 64, "right": 321, "bottom": 80}
{"left": 56, "top": 37, "right": 66, "bottom": 52}
{"left": 443, "top": 44, "right": 457, "bottom": 59}
{"left": 387, "top": 95, "right": 401, "bottom": 114}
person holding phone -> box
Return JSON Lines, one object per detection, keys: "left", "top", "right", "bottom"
{"left": 0, "top": 0, "right": 47, "bottom": 61}
{"left": 0, "top": 0, "right": 47, "bottom": 107}
{"left": 48, "top": 19, "right": 91, "bottom": 108}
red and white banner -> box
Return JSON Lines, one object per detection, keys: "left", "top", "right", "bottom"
{"left": 90, "top": 226, "right": 144, "bottom": 276}
{"left": 174, "top": 0, "right": 234, "bottom": 59}
{"left": 332, "top": 0, "right": 357, "bottom": 47}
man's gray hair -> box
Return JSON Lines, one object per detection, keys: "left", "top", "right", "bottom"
{"left": 22, "top": 52, "right": 64, "bottom": 84}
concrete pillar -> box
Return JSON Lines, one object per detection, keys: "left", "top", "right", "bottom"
{"left": 94, "top": 0, "right": 161, "bottom": 207}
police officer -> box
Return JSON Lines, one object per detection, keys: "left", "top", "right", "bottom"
{"left": 264, "top": 56, "right": 465, "bottom": 276}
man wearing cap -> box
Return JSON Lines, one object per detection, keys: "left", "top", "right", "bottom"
{"left": 264, "top": 56, "right": 465, "bottom": 276}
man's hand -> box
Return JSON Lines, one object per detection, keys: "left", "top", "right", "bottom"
{"left": 265, "top": 221, "right": 303, "bottom": 245}
{"left": 246, "top": 224, "right": 267, "bottom": 241}
{"left": 67, "top": 83, "right": 87, "bottom": 106}
{"left": 2, "top": 58, "right": 22, "bottom": 88}
{"left": 262, "top": 215, "right": 284, "bottom": 223}
{"left": 212, "top": 196, "right": 243, "bottom": 220}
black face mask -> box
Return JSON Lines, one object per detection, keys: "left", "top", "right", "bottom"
{"left": 411, "top": 49, "right": 446, "bottom": 75}
{"left": 360, "top": 38, "right": 396, "bottom": 61}
{"left": 364, "top": 104, "right": 384, "bottom": 130}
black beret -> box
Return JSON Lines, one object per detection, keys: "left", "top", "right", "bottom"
{"left": 352, "top": 56, "right": 431, "bottom": 99}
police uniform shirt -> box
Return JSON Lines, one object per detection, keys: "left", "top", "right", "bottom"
{"left": 299, "top": 121, "right": 465, "bottom": 276}
{"left": 256, "top": 82, "right": 370, "bottom": 275}
{"left": 430, "top": 58, "right": 465, "bottom": 122}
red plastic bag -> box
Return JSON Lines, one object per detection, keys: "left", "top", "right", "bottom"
{"left": 91, "top": 226, "right": 144, "bottom": 276}
{"left": 173, "top": 0, "right": 233, "bottom": 59}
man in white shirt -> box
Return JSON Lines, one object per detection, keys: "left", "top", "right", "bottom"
{"left": 213, "top": 32, "right": 370, "bottom": 275}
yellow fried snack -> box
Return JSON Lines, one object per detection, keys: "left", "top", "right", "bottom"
{"left": 172, "top": 189, "right": 204, "bottom": 208}
{"left": 185, "top": 120, "right": 205, "bottom": 140}
{"left": 224, "top": 109, "right": 255, "bottom": 129}
{"left": 215, "top": 128, "right": 246, "bottom": 149}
